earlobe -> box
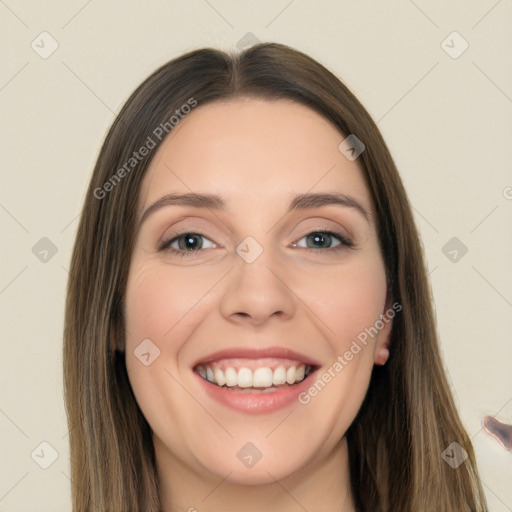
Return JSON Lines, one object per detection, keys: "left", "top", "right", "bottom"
{"left": 374, "top": 296, "right": 393, "bottom": 366}
{"left": 374, "top": 346, "right": 389, "bottom": 366}
{"left": 374, "top": 316, "right": 391, "bottom": 365}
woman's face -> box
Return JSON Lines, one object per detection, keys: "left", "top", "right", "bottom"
{"left": 124, "top": 98, "right": 392, "bottom": 485}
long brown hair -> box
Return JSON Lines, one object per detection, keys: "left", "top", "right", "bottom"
{"left": 63, "top": 42, "right": 488, "bottom": 511}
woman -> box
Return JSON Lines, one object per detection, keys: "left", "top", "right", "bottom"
{"left": 63, "top": 42, "right": 488, "bottom": 511}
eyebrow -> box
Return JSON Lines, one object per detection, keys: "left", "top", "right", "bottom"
{"left": 137, "top": 191, "right": 372, "bottom": 230}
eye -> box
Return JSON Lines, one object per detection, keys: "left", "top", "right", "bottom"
{"left": 292, "top": 231, "right": 354, "bottom": 251}
{"left": 159, "top": 232, "right": 217, "bottom": 256}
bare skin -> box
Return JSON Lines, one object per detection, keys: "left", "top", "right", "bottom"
{"left": 124, "top": 98, "right": 392, "bottom": 512}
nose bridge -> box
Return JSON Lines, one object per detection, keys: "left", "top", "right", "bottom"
{"left": 219, "top": 237, "right": 296, "bottom": 325}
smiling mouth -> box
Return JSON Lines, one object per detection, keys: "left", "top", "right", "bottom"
{"left": 194, "top": 359, "right": 317, "bottom": 393}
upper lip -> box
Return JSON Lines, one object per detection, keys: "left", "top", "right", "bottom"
{"left": 192, "top": 346, "right": 321, "bottom": 368}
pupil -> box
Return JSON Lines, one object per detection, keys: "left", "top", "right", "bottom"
{"left": 308, "top": 232, "right": 330, "bottom": 248}
{"left": 179, "top": 234, "right": 202, "bottom": 251}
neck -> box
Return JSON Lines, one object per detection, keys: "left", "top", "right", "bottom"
{"left": 156, "top": 436, "right": 356, "bottom": 512}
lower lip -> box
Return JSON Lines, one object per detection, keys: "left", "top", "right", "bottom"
{"left": 194, "top": 370, "right": 317, "bottom": 414}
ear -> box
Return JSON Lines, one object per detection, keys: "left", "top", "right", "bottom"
{"left": 374, "top": 294, "right": 396, "bottom": 366}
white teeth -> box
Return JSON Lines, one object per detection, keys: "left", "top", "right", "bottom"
{"left": 286, "top": 366, "right": 296, "bottom": 385}
{"left": 272, "top": 366, "right": 287, "bottom": 385}
{"left": 197, "top": 363, "right": 309, "bottom": 389}
{"left": 252, "top": 367, "right": 273, "bottom": 387}
{"left": 237, "top": 368, "right": 252, "bottom": 388}
{"left": 224, "top": 367, "right": 238, "bottom": 387}
{"left": 214, "top": 368, "right": 226, "bottom": 386}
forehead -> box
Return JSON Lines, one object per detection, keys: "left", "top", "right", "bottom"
{"left": 139, "top": 98, "right": 372, "bottom": 211}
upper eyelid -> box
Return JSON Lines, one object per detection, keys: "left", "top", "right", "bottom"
{"left": 167, "top": 231, "right": 216, "bottom": 241}
{"left": 160, "top": 215, "right": 352, "bottom": 239}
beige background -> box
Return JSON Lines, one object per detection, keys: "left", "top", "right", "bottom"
{"left": 1, "top": 1, "right": 511, "bottom": 510}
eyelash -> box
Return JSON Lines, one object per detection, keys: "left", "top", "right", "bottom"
{"left": 158, "top": 230, "right": 355, "bottom": 258}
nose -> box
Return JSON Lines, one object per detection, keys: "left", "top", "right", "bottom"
{"left": 219, "top": 248, "right": 296, "bottom": 327}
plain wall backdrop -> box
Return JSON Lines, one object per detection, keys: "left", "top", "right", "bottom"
{"left": 1, "top": 1, "right": 511, "bottom": 510}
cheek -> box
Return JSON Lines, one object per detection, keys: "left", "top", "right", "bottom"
{"left": 124, "top": 258, "right": 219, "bottom": 342}
{"left": 123, "top": 260, "right": 220, "bottom": 455}
{"left": 123, "top": 257, "right": 228, "bottom": 414}
{"left": 293, "top": 257, "right": 387, "bottom": 441}
{"left": 298, "top": 254, "right": 387, "bottom": 346}
{"left": 123, "top": 259, "right": 216, "bottom": 403}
